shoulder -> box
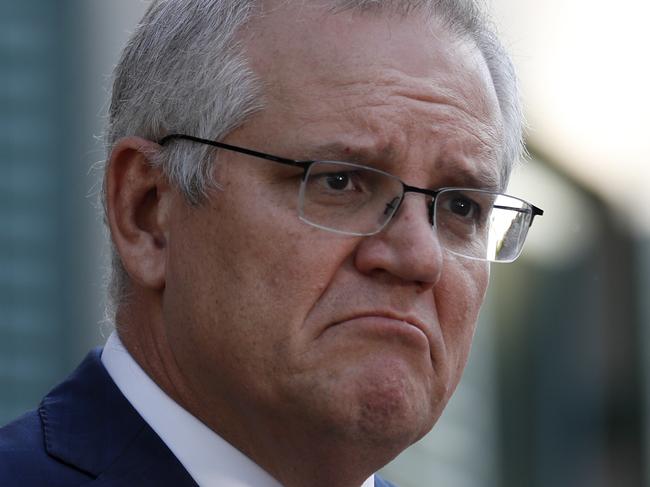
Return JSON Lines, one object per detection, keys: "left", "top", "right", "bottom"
{"left": 1, "top": 347, "right": 195, "bottom": 487}
{"left": 0, "top": 348, "right": 110, "bottom": 486}
{"left": 0, "top": 408, "right": 91, "bottom": 486}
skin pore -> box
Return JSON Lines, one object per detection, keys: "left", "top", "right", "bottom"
{"left": 106, "top": 3, "right": 504, "bottom": 487}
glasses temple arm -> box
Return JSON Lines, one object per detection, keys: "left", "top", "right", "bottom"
{"left": 158, "top": 134, "right": 305, "bottom": 168}
{"left": 492, "top": 204, "right": 544, "bottom": 228}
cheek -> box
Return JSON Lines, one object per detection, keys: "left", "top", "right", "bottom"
{"left": 434, "top": 257, "right": 489, "bottom": 370}
{"left": 219, "top": 179, "right": 349, "bottom": 313}
{"left": 186, "top": 199, "right": 353, "bottom": 350}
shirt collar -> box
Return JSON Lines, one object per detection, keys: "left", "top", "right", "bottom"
{"left": 101, "top": 332, "right": 375, "bottom": 487}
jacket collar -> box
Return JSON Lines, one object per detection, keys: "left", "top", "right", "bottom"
{"left": 38, "top": 348, "right": 196, "bottom": 485}
{"left": 38, "top": 348, "right": 394, "bottom": 487}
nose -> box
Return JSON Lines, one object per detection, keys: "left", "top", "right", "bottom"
{"left": 353, "top": 194, "right": 443, "bottom": 291}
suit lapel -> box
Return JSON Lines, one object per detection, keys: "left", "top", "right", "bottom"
{"left": 39, "top": 348, "right": 197, "bottom": 486}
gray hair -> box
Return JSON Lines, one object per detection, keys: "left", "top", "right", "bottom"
{"left": 103, "top": 0, "right": 523, "bottom": 315}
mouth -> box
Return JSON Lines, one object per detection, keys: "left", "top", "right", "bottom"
{"left": 328, "top": 311, "right": 433, "bottom": 354}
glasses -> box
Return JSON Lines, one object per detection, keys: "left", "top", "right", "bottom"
{"left": 159, "top": 134, "right": 544, "bottom": 263}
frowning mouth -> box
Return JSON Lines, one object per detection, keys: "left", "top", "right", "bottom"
{"left": 328, "top": 312, "right": 432, "bottom": 352}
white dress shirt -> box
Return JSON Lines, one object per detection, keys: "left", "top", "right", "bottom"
{"left": 101, "top": 332, "right": 375, "bottom": 487}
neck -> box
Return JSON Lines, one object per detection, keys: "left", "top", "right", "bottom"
{"left": 200, "top": 408, "right": 389, "bottom": 487}
{"left": 115, "top": 299, "right": 399, "bottom": 487}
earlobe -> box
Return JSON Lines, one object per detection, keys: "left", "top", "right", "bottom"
{"left": 106, "top": 136, "right": 173, "bottom": 291}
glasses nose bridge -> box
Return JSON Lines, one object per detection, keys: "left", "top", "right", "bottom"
{"left": 393, "top": 184, "right": 438, "bottom": 227}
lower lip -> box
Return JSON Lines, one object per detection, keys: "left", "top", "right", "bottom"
{"left": 329, "top": 316, "right": 429, "bottom": 349}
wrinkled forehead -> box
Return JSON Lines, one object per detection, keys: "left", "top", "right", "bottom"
{"left": 239, "top": 1, "right": 504, "bottom": 169}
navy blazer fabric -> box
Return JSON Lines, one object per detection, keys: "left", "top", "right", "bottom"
{"left": 0, "top": 349, "right": 398, "bottom": 486}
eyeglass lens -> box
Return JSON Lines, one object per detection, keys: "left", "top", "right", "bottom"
{"left": 298, "top": 161, "right": 534, "bottom": 263}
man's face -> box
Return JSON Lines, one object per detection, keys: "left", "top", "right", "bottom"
{"left": 163, "top": 6, "right": 503, "bottom": 452}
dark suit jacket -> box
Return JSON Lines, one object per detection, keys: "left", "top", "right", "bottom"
{"left": 0, "top": 349, "right": 397, "bottom": 486}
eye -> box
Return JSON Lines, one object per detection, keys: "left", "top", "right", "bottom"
{"left": 324, "top": 172, "right": 355, "bottom": 191}
{"left": 312, "top": 170, "right": 364, "bottom": 193}
{"left": 449, "top": 196, "right": 480, "bottom": 219}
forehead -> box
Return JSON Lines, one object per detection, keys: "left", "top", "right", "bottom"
{"left": 240, "top": 3, "right": 504, "bottom": 187}
{"left": 246, "top": 4, "right": 487, "bottom": 92}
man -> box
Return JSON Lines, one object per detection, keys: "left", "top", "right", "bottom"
{"left": 0, "top": 0, "right": 543, "bottom": 485}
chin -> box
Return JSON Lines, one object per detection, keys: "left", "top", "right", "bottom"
{"left": 345, "top": 355, "right": 442, "bottom": 449}
{"left": 281, "top": 344, "right": 449, "bottom": 453}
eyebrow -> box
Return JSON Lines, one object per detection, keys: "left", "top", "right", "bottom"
{"left": 307, "top": 141, "right": 502, "bottom": 192}
{"left": 306, "top": 141, "right": 386, "bottom": 164}
{"left": 437, "top": 158, "right": 502, "bottom": 192}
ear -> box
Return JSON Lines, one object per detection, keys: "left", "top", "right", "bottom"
{"left": 106, "top": 136, "right": 175, "bottom": 291}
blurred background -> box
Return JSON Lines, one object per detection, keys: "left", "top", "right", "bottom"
{"left": 1, "top": 1, "right": 648, "bottom": 486}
